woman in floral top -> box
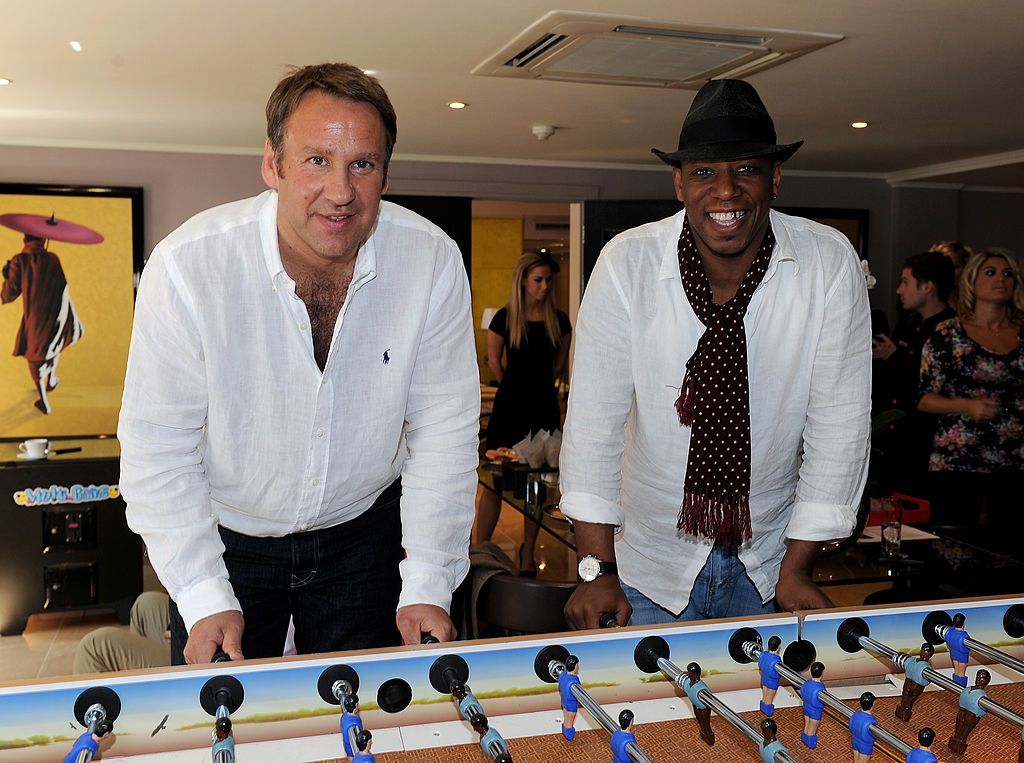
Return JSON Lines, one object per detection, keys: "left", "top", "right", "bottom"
{"left": 918, "top": 249, "right": 1024, "bottom": 529}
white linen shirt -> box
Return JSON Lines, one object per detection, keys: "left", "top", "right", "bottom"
{"left": 560, "top": 209, "right": 871, "bottom": 614}
{"left": 118, "top": 191, "right": 480, "bottom": 631}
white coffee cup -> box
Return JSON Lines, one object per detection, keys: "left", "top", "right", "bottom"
{"left": 19, "top": 438, "right": 50, "bottom": 459}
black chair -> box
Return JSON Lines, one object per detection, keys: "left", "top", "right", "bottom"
{"left": 476, "top": 574, "right": 576, "bottom": 636}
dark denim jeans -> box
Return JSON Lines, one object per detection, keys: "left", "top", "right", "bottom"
{"left": 170, "top": 479, "right": 403, "bottom": 664}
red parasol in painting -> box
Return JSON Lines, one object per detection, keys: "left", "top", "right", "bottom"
{"left": 0, "top": 212, "right": 104, "bottom": 244}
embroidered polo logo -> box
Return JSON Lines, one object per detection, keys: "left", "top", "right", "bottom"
{"left": 382, "top": 349, "right": 390, "bottom": 365}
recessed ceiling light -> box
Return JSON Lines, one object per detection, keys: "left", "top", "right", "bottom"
{"left": 851, "top": 121, "right": 869, "bottom": 129}
{"left": 362, "top": 69, "right": 377, "bottom": 76}
{"left": 447, "top": 101, "right": 467, "bottom": 110}
{"left": 69, "top": 41, "right": 83, "bottom": 52}
{"left": 0, "top": 78, "right": 11, "bottom": 86}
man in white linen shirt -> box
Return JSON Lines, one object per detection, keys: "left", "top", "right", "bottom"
{"left": 118, "top": 63, "right": 479, "bottom": 664}
{"left": 561, "top": 79, "right": 871, "bottom": 629}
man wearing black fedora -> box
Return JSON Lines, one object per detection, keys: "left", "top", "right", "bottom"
{"left": 560, "top": 79, "right": 871, "bottom": 628}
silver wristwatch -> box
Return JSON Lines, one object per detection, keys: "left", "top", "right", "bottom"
{"left": 577, "top": 554, "right": 618, "bottom": 582}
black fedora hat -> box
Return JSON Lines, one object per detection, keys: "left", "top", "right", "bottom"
{"left": 652, "top": 79, "right": 802, "bottom": 166}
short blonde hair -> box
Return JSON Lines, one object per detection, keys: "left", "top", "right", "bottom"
{"left": 957, "top": 248, "right": 1024, "bottom": 322}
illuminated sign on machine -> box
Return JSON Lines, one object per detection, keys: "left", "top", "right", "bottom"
{"left": 13, "top": 484, "right": 120, "bottom": 507}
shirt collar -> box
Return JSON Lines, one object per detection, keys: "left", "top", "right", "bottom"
{"left": 659, "top": 209, "right": 799, "bottom": 281}
{"left": 258, "top": 190, "right": 379, "bottom": 289}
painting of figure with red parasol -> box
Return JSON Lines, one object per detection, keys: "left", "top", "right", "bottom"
{"left": 0, "top": 183, "right": 142, "bottom": 437}
{"left": 1, "top": 213, "right": 100, "bottom": 414}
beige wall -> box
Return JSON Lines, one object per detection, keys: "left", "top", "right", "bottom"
{"left": 472, "top": 218, "right": 522, "bottom": 382}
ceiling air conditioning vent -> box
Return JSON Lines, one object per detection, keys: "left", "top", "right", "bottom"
{"left": 474, "top": 11, "right": 843, "bottom": 89}
{"left": 506, "top": 34, "right": 569, "bottom": 68}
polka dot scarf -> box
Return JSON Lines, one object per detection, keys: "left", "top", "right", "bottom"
{"left": 674, "top": 217, "right": 776, "bottom": 546}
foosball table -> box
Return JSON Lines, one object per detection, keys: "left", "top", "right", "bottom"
{"left": 2, "top": 594, "right": 1022, "bottom": 762}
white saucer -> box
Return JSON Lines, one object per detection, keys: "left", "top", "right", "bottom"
{"left": 16, "top": 453, "right": 48, "bottom": 460}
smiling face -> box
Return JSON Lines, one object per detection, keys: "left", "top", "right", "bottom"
{"left": 673, "top": 157, "right": 781, "bottom": 263}
{"left": 261, "top": 91, "right": 388, "bottom": 270}
{"left": 522, "top": 264, "right": 554, "bottom": 306}
{"left": 974, "top": 255, "right": 1017, "bottom": 305}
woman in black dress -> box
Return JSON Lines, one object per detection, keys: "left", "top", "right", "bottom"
{"left": 478, "top": 252, "right": 571, "bottom": 575}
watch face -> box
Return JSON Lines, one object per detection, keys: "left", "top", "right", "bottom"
{"left": 578, "top": 556, "right": 602, "bottom": 582}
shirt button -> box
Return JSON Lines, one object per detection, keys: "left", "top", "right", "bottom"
{"left": 311, "top": 478, "right": 320, "bottom": 487}
{"left": 299, "top": 323, "right": 307, "bottom": 331}
{"left": 315, "top": 429, "right": 324, "bottom": 438}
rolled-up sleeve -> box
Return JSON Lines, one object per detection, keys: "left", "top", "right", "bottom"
{"left": 118, "top": 250, "right": 240, "bottom": 631}
{"left": 787, "top": 243, "right": 872, "bottom": 541}
{"left": 398, "top": 246, "right": 479, "bottom": 611}
{"left": 560, "top": 246, "right": 635, "bottom": 528}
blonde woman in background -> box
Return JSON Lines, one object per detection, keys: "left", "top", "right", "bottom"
{"left": 478, "top": 252, "right": 571, "bottom": 575}
{"left": 929, "top": 240, "right": 973, "bottom": 310}
{"left": 918, "top": 248, "right": 1024, "bottom": 535}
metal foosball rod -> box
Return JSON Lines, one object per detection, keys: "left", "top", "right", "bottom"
{"left": 728, "top": 627, "right": 912, "bottom": 757}
{"left": 428, "top": 654, "right": 513, "bottom": 763}
{"left": 838, "top": 616, "right": 1024, "bottom": 728}
{"left": 633, "top": 636, "right": 798, "bottom": 763}
{"left": 200, "top": 674, "right": 244, "bottom": 763}
{"left": 63, "top": 687, "right": 120, "bottom": 763}
{"left": 318, "top": 664, "right": 364, "bottom": 757}
{"left": 922, "top": 609, "right": 1024, "bottom": 677}
{"left": 533, "top": 645, "right": 653, "bottom": 763}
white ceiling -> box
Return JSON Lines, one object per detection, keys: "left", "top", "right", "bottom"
{"left": 2, "top": 0, "right": 1023, "bottom": 187}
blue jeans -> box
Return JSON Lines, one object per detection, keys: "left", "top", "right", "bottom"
{"left": 170, "top": 480, "right": 403, "bottom": 663}
{"left": 623, "top": 545, "right": 777, "bottom": 625}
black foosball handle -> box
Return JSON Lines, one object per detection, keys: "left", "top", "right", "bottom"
{"left": 599, "top": 612, "right": 619, "bottom": 628}
{"left": 421, "top": 633, "right": 440, "bottom": 644}
{"left": 212, "top": 649, "right": 232, "bottom": 663}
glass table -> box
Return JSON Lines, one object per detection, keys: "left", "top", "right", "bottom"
{"left": 478, "top": 459, "right": 1024, "bottom": 605}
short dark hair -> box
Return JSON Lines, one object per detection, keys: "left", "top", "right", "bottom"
{"left": 810, "top": 662, "right": 825, "bottom": 678}
{"left": 355, "top": 729, "right": 372, "bottom": 751}
{"left": 918, "top": 727, "right": 936, "bottom": 746}
{"left": 343, "top": 693, "right": 359, "bottom": 712}
{"left": 859, "top": 692, "right": 875, "bottom": 710}
{"left": 618, "top": 709, "right": 634, "bottom": 729}
{"left": 565, "top": 655, "right": 579, "bottom": 672}
{"left": 266, "top": 63, "right": 397, "bottom": 173}
{"left": 903, "top": 251, "right": 955, "bottom": 302}
{"left": 952, "top": 612, "right": 966, "bottom": 627}
{"left": 767, "top": 635, "right": 781, "bottom": 651}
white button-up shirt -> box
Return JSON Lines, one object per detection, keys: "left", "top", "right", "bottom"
{"left": 119, "top": 191, "right": 480, "bottom": 630}
{"left": 560, "top": 209, "right": 871, "bottom": 613}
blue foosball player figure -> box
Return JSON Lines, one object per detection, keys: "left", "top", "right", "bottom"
{"left": 759, "top": 718, "right": 786, "bottom": 763}
{"left": 62, "top": 722, "right": 112, "bottom": 763}
{"left": 759, "top": 636, "right": 782, "bottom": 716}
{"left": 211, "top": 716, "right": 234, "bottom": 762}
{"left": 610, "top": 709, "right": 636, "bottom": 763}
{"left": 353, "top": 729, "right": 375, "bottom": 762}
{"left": 559, "top": 655, "right": 582, "bottom": 740}
{"left": 800, "top": 661, "right": 826, "bottom": 749}
{"left": 905, "top": 727, "right": 938, "bottom": 763}
{"left": 849, "top": 692, "right": 877, "bottom": 763}
{"left": 945, "top": 613, "right": 970, "bottom": 688}
{"left": 341, "top": 693, "right": 364, "bottom": 757}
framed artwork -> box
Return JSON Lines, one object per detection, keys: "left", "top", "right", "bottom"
{"left": 0, "top": 183, "right": 143, "bottom": 438}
